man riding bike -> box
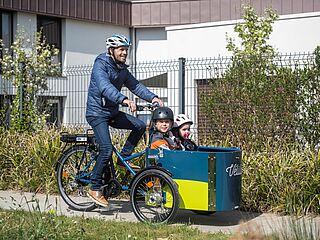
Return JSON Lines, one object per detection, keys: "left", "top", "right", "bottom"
{"left": 86, "top": 34, "right": 163, "bottom": 207}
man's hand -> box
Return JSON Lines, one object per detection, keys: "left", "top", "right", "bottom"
{"left": 152, "top": 97, "right": 163, "bottom": 107}
{"left": 122, "top": 99, "right": 136, "bottom": 112}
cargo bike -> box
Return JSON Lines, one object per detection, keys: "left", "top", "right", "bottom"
{"left": 56, "top": 104, "right": 242, "bottom": 223}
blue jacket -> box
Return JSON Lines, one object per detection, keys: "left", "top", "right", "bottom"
{"left": 86, "top": 53, "right": 157, "bottom": 118}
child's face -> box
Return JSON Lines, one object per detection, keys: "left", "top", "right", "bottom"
{"left": 179, "top": 123, "right": 191, "bottom": 139}
{"left": 155, "top": 119, "right": 172, "bottom": 133}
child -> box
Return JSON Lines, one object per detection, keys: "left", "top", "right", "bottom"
{"left": 150, "top": 107, "right": 178, "bottom": 150}
{"left": 172, "top": 114, "right": 197, "bottom": 151}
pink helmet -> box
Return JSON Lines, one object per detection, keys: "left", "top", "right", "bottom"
{"left": 173, "top": 114, "right": 193, "bottom": 128}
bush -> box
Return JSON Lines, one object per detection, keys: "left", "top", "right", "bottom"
{"left": 1, "top": 127, "right": 319, "bottom": 215}
{"left": 0, "top": 128, "right": 147, "bottom": 193}
{"left": 0, "top": 128, "right": 61, "bottom": 192}
{"left": 241, "top": 141, "right": 320, "bottom": 215}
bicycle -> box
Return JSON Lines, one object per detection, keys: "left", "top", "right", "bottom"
{"left": 56, "top": 103, "right": 180, "bottom": 223}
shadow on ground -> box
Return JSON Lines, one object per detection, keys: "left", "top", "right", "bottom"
{"left": 95, "top": 199, "right": 262, "bottom": 227}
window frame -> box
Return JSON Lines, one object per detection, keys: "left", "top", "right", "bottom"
{"left": 0, "top": 10, "right": 14, "bottom": 64}
{"left": 37, "top": 15, "right": 62, "bottom": 64}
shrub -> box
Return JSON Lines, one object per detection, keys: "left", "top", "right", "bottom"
{"left": 0, "top": 128, "right": 61, "bottom": 192}
{"left": 0, "top": 28, "right": 60, "bottom": 132}
{"left": 241, "top": 142, "right": 320, "bottom": 215}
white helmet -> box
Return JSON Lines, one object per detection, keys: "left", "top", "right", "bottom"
{"left": 173, "top": 114, "right": 193, "bottom": 128}
{"left": 106, "top": 34, "right": 131, "bottom": 50}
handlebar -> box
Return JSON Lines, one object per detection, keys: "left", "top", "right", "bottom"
{"left": 122, "top": 102, "right": 160, "bottom": 112}
{"left": 137, "top": 102, "right": 160, "bottom": 111}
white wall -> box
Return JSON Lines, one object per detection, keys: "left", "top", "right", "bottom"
{"left": 135, "top": 28, "right": 168, "bottom": 61}
{"left": 63, "top": 19, "right": 130, "bottom": 67}
{"left": 270, "top": 13, "right": 320, "bottom": 53}
{"left": 134, "top": 12, "right": 320, "bottom": 62}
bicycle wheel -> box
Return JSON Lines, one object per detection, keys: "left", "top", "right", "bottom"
{"left": 56, "top": 145, "right": 96, "bottom": 211}
{"left": 130, "top": 169, "right": 180, "bottom": 223}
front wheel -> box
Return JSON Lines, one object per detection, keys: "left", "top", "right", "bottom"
{"left": 56, "top": 145, "right": 96, "bottom": 211}
{"left": 130, "top": 169, "right": 180, "bottom": 223}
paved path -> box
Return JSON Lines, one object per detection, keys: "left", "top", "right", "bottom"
{"left": 0, "top": 190, "right": 319, "bottom": 236}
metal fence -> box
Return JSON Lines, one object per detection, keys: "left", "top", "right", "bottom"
{"left": 0, "top": 52, "right": 317, "bottom": 143}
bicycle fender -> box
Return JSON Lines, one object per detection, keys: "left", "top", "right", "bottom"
{"left": 55, "top": 145, "right": 87, "bottom": 172}
{"left": 129, "top": 166, "right": 172, "bottom": 190}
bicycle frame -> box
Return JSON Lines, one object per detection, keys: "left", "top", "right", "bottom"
{"left": 69, "top": 144, "right": 147, "bottom": 192}
{"left": 75, "top": 145, "right": 96, "bottom": 184}
{"left": 113, "top": 146, "right": 146, "bottom": 175}
{"left": 57, "top": 103, "right": 183, "bottom": 222}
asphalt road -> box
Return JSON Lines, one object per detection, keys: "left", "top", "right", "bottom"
{"left": 0, "top": 190, "right": 319, "bottom": 236}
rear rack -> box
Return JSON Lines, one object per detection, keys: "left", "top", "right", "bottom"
{"left": 60, "top": 129, "right": 95, "bottom": 145}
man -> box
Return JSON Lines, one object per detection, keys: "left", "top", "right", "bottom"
{"left": 86, "top": 34, "right": 163, "bottom": 207}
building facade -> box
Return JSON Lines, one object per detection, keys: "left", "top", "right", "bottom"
{"left": 1, "top": 0, "right": 320, "bottom": 127}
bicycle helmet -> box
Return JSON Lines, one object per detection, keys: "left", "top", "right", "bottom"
{"left": 106, "top": 34, "right": 131, "bottom": 50}
{"left": 173, "top": 114, "right": 193, "bottom": 128}
{"left": 152, "top": 107, "right": 174, "bottom": 121}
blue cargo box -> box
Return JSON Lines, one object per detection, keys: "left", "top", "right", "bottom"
{"left": 146, "top": 147, "right": 242, "bottom": 212}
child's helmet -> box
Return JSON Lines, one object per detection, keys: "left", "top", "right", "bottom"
{"left": 152, "top": 107, "right": 174, "bottom": 121}
{"left": 106, "top": 34, "right": 131, "bottom": 50}
{"left": 173, "top": 114, "right": 193, "bottom": 128}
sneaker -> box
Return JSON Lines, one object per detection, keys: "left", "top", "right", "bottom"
{"left": 117, "top": 158, "right": 141, "bottom": 170}
{"left": 87, "top": 189, "right": 109, "bottom": 207}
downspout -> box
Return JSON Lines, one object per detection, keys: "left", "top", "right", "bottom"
{"left": 129, "top": 27, "right": 137, "bottom": 76}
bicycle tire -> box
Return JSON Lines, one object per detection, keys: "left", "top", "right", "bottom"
{"left": 56, "top": 145, "right": 97, "bottom": 211}
{"left": 130, "top": 169, "right": 180, "bottom": 223}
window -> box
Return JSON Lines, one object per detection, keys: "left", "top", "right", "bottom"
{"left": 37, "top": 15, "right": 61, "bottom": 63}
{"left": 1, "top": 11, "right": 13, "bottom": 125}
{"left": 0, "top": 94, "right": 13, "bottom": 127}
{"left": 140, "top": 73, "right": 168, "bottom": 88}
{"left": 0, "top": 10, "right": 13, "bottom": 65}
{"left": 38, "top": 96, "right": 64, "bottom": 126}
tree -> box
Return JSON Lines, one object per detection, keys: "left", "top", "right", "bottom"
{"left": 201, "top": 5, "right": 297, "bottom": 148}
{"left": 0, "top": 28, "right": 60, "bottom": 132}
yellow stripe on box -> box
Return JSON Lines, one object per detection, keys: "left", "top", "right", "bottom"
{"left": 174, "top": 179, "right": 208, "bottom": 211}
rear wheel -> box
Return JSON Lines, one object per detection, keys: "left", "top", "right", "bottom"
{"left": 130, "top": 169, "right": 180, "bottom": 223}
{"left": 56, "top": 145, "right": 96, "bottom": 211}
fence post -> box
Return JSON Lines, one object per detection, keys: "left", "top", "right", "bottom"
{"left": 178, "top": 57, "right": 186, "bottom": 114}
{"left": 19, "top": 62, "right": 25, "bottom": 122}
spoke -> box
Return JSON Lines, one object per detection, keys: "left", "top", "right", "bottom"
{"left": 132, "top": 173, "right": 176, "bottom": 222}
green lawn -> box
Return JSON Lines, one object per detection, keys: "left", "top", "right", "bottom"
{"left": 0, "top": 209, "right": 229, "bottom": 240}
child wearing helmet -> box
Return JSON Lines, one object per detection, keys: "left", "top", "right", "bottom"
{"left": 150, "top": 107, "right": 179, "bottom": 150}
{"left": 172, "top": 114, "right": 197, "bottom": 151}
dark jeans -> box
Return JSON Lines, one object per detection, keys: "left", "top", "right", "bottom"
{"left": 86, "top": 111, "right": 146, "bottom": 191}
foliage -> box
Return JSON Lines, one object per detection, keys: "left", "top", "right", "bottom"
{"left": 0, "top": 127, "right": 61, "bottom": 192}
{"left": 201, "top": 5, "right": 320, "bottom": 149}
{"left": 0, "top": 28, "right": 60, "bottom": 132}
{"left": 226, "top": 4, "right": 278, "bottom": 59}
{"left": 0, "top": 209, "right": 229, "bottom": 240}
{"left": 0, "top": 128, "right": 147, "bottom": 193}
{"left": 241, "top": 141, "right": 320, "bottom": 215}
{"left": 0, "top": 128, "right": 319, "bottom": 215}
{"left": 295, "top": 46, "right": 320, "bottom": 148}
{"left": 198, "top": 4, "right": 320, "bottom": 216}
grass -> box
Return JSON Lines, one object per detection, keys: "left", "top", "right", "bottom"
{"left": 1, "top": 208, "right": 319, "bottom": 240}
{"left": 0, "top": 209, "right": 229, "bottom": 240}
